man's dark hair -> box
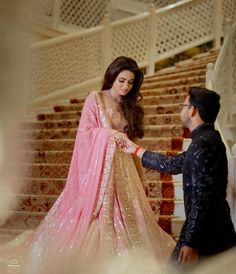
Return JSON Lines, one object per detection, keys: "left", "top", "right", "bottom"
{"left": 189, "top": 87, "right": 221, "bottom": 123}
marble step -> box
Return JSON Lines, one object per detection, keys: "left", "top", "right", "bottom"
{"left": 141, "top": 75, "right": 205, "bottom": 90}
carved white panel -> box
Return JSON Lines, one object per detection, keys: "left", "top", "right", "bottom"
{"left": 155, "top": 0, "right": 214, "bottom": 58}
{"left": 33, "top": 0, "right": 54, "bottom": 19}
{"left": 111, "top": 17, "right": 149, "bottom": 64}
{"left": 60, "top": 0, "right": 110, "bottom": 28}
{"left": 223, "top": 0, "right": 236, "bottom": 28}
{"left": 30, "top": 30, "right": 103, "bottom": 98}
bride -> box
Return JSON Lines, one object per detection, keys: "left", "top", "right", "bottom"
{"left": 1, "top": 56, "right": 175, "bottom": 274}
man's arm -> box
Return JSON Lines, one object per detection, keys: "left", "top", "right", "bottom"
{"left": 116, "top": 136, "right": 185, "bottom": 174}
{"left": 142, "top": 150, "right": 185, "bottom": 174}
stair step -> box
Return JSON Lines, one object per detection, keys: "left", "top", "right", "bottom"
{"left": 20, "top": 119, "right": 79, "bottom": 130}
{"left": 0, "top": 211, "right": 45, "bottom": 230}
{"left": 144, "top": 68, "right": 206, "bottom": 83}
{"left": 19, "top": 128, "right": 77, "bottom": 140}
{"left": 141, "top": 82, "right": 204, "bottom": 96}
{"left": 140, "top": 136, "right": 183, "bottom": 151}
{"left": 144, "top": 113, "right": 181, "bottom": 126}
{"left": 144, "top": 125, "right": 184, "bottom": 138}
{"left": 15, "top": 194, "right": 57, "bottom": 213}
{"left": 20, "top": 151, "right": 73, "bottom": 164}
{"left": 142, "top": 93, "right": 187, "bottom": 105}
{"left": 19, "top": 163, "right": 70, "bottom": 179}
{"left": 37, "top": 110, "right": 82, "bottom": 121}
{"left": 21, "top": 139, "right": 75, "bottom": 151}
{"left": 143, "top": 103, "right": 180, "bottom": 115}
{"left": 20, "top": 178, "right": 66, "bottom": 195}
{"left": 141, "top": 76, "right": 205, "bottom": 90}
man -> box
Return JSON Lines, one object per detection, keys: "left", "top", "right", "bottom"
{"left": 117, "top": 87, "right": 236, "bottom": 269}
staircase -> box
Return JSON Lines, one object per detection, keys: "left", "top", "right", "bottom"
{"left": 0, "top": 50, "right": 218, "bottom": 244}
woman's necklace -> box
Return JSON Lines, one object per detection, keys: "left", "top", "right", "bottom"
{"left": 109, "top": 89, "right": 120, "bottom": 104}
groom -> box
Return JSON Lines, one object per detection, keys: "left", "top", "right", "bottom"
{"left": 117, "top": 87, "right": 236, "bottom": 269}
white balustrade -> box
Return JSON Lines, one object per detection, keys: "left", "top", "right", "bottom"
{"left": 29, "top": 0, "right": 236, "bottom": 104}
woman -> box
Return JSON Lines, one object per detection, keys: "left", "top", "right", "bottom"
{"left": 2, "top": 56, "right": 175, "bottom": 273}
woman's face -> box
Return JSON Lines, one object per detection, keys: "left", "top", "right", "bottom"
{"left": 111, "top": 70, "right": 135, "bottom": 97}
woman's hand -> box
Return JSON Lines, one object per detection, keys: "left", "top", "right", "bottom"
{"left": 115, "top": 134, "right": 137, "bottom": 154}
{"left": 114, "top": 132, "right": 128, "bottom": 149}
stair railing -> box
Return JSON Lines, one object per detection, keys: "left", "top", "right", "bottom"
{"left": 29, "top": 0, "right": 235, "bottom": 105}
{"left": 206, "top": 22, "right": 236, "bottom": 228}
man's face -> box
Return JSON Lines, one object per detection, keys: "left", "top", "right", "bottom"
{"left": 180, "top": 95, "right": 192, "bottom": 128}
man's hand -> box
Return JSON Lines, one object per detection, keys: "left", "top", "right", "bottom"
{"left": 178, "top": 245, "right": 198, "bottom": 266}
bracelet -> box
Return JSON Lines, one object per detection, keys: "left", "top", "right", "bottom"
{"left": 132, "top": 146, "right": 141, "bottom": 157}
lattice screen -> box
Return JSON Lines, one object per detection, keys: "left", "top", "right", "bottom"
{"left": 155, "top": 0, "right": 214, "bottom": 58}
{"left": 111, "top": 17, "right": 149, "bottom": 65}
{"left": 33, "top": 0, "right": 54, "bottom": 19}
{"left": 59, "top": 0, "right": 110, "bottom": 28}
{"left": 222, "top": 0, "right": 236, "bottom": 29}
{"left": 30, "top": 31, "right": 103, "bottom": 98}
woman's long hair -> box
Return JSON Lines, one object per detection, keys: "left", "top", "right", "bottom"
{"left": 101, "top": 56, "right": 144, "bottom": 139}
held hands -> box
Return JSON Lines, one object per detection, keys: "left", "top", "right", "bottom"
{"left": 114, "top": 131, "right": 137, "bottom": 155}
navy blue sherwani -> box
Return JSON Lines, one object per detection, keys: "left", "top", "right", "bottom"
{"left": 142, "top": 123, "right": 236, "bottom": 260}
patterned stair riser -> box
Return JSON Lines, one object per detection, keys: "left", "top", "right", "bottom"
{"left": 144, "top": 69, "right": 206, "bottom": 83}
{"left": 142, "top": 93, "right": 187, "bottom": 105}
{"left": 141, "top": 82, "right": 204, "bottom": 96}
{"left": 21, "top": 140, "right": 75, "bottom": 152}
{"left": 141, "top": 75, "right": 205, "bottom": 90}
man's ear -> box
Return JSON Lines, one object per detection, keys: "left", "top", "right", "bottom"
{"left": 190, "top": 107, "right": 198, "bottom": 118}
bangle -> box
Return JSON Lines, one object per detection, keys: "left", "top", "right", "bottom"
{"left": 132, "top": 146, "right": 141, "bottom": 157}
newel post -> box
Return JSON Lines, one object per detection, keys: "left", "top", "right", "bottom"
{"left": 206, "top": 63, "right": 215, "bottom": 90}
